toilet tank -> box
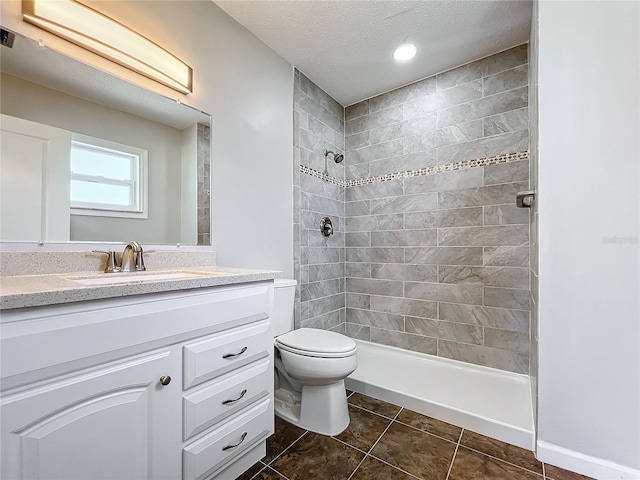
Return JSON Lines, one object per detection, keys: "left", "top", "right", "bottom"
{"left": 271, "top": 278, "right": 297, "bottom": 337}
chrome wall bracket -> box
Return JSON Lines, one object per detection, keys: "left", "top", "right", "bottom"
{"left": 516, "top": 190, "right": 535, "bottom": 208}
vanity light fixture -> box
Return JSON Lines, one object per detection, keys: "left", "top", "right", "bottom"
{"left": 393, "top": 43, "right": 417, "bottom": 62}
{"left": 22, "top": 0, "right": 193, "bottom": 94}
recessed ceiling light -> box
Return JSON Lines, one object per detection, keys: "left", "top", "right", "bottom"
{"left": 393, "top": 43, "right": 417, "bottom": 62}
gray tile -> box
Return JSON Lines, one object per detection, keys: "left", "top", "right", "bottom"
{"left": 301, "top": 308, "right": 344, "bottom": 330}
{"left": 308, "top": 263, "right": 345, "bottom": 282}
{"left": 301, "top": 278, "right": 344, "bottom": 302}
{"left": 370, "top": 193, "right": 438, "bottom": 215}
{"left": 346, "top": 131, "right": 371, "bottom": 150}
{"left": 405, "top": 282, "right": 483, "bottom": 305}
{"left": 404, "top": 208, "right": 483, "bottom": 229}
{"left": 482, "top": 44, "right": 528, "bottom": 76}
{"left": 346, "top": 180, "right": 404, "bottom": 202}
{"left": 306, "top": 293, "right": 345, "bottom": 318}
{"left": 438, "top": 339, "right": 529, "bottom": 374}
{"left": 438, "top": 303, "right": 529, "bottom": 332}
{"left": 346, "top": 163, "right": 370, "bottom": 180}
{"left": 308, "top": 230, "right": 344, "bottom": 248}
{"left": 484, "top": 160, "right": 529, "bottom": 185}
{"left": 484, "top": 328, "right": 530, "bottom": 355}
{"left": 437, "top": 61, "right": 484, "bottom": 91}
{"left": 404, "top": 81, "right": 483, "bottom": 119}
{"left": 346, "top": 247, "right": 404, "bottom": 263}
{"left": 370, "top": 115, "right": 438, "bottom": 145}
{"left": 368, "top": 151, "right": 439, "bottom": 176}
{"left": 438, "top": 182, "right": 529, "bottom": 209}
{"left": 439, "top": 266, "right": 529, "bottom": 289}
{"left": 438, "top": 87, "right": 528, "bottom": 129}
{"left": 484, "top": 287, "right": 531, "bottom": 310}
{"left": 346, "top": 232, "right": 371, "bottom": 247}
{"left": 300, "top": 94, "right": 343, "bottom": 133}
{"left": 301, "top": 171, "right": 344, "bottom": 199}
{"left": 346, "top": 106, "right": 403, "bottom": 136}
{"left": 404, "top": 168, "right": 483, "bottom": 194}
{"left": 329, "top": 323, "right": 346, "bottom": 334}
{"left": 346, "top": 262, "right": 371, "bottom": 278}
{"left": 403, "top": 121, "right": 482, "bottom": 154}
{"left": 306, "top": 246, "right": 343, "bottom": 264}
{"left": 437, "top": 225, "right": 529, "bottom": 247}
{"left": 483, "top": 65, "right": 528, "bottom": 96}
{"left": 405, "top": 317, "right": 483, "bottom": 345}
{"left": 484, "top": 205, "right": 530, "bottom": 225}
{"left": 306, "top": 192, "right": 343, "bottom": 217}
{"left": 346, "top": 323, "right": 371, "bottom": 340}
{"left": 369, "top": 76, "right": 437, "bottom": 112}
{"left": 371, "top": 263, "right": 438, "bottom": 282}
{"left": 349, "top": 138, "right": 404, "bottom": 165}
{"left": 346, "top": 278, "right": 404, "bottom": 296}
{"left": 371, "top": 229, "right": 437, "bottom": 247}
{"left": 370, "top": 328, "right": 437, "bottom": 355}
{"left": 346, "top": 214, "right": 404, "bottom": 232}
{"left": 346, "top": 293, "right": 371, "bottom": 309}
{"left": 370, "top": 295, "right": 438, "bottom": 318}
{"left": 437, "top": 130, "right": 529, "bottom": 165}
{"left": 346, "top": 100, "right": 369, "bottom": 121}
{"left": 346, "top": 308, "right": 404, "bottom": 331}
{"left": 300, "top": 73, "right": 344, "bottom": 120}
{"left": 483, "top": 245, "right": 530, "bottom": 267}
{"left": 405, "top": 247, "right": 483, "bottom": 266}
{"left": 345, "top": 200, "right": 370, "bottom": 217}
{"left": 484, "top": 108, "right": 529, "bottom": 137}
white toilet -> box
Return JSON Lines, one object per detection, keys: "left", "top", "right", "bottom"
{"left": 271, "top": 279, "right": 358, "bottom": 436}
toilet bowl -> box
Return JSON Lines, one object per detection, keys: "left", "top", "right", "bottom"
{"left": 271, "top": 279, "right": 358, "bottom": 436}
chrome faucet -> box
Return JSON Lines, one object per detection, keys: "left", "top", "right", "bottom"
{"left": 120, "top": 241, "right": 146, "bottom": 272}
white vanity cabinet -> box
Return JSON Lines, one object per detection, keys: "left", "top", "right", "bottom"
{"left": 0, "top": 280, "right": 275, "bottom": 480}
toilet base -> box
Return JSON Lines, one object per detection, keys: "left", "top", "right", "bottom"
{"left": 274, "top": 380, "right": 350, "bottom": 436}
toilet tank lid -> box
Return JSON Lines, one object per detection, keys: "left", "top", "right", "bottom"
{"left": 274, "top": 278, "right": 297, "bottom": 288}
{"left": 276, "top": 328, "right": 356, "bottom": 355}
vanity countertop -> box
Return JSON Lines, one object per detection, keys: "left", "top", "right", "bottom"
{"left": 0, "top": 266, "right": 281, "bottom": 310}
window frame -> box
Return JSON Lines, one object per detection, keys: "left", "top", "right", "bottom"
{"left": 69, "top": 134, "right": 148, "bottom": 219}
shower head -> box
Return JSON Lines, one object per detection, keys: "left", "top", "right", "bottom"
{"left": 324, "top": 150, "right": 344, "bottom": 164}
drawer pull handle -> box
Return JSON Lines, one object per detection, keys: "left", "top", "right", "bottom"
{"left": 222, "top": 432, "right": 247, "bottom": 451}
{"left": 159, "top": 375, "right": 171, "bottom": 386}
{"left": 222, "top": 389, "right": 248, "bottom": 405}
{"left": 223, "top": 346, "right": 248, "bottom": 359}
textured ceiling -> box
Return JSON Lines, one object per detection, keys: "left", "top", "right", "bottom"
{"left": 214, "top": 0, "right": 532, "bottom": 106}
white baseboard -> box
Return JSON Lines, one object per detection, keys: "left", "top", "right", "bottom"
{"left": 537, "top": 441, "right": 640, "bottom": 480}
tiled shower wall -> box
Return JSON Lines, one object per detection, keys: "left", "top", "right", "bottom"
{"left": 292, "top": 45, "right": 532, "bottom": 374}
{"left": 293, "top": 70, "right": 346, "bottom": 331}
{"left": 342, "top": 45, "right": 531, "bottom": 374}
{"left": 197, "top": 123, "right": 211, "bottom": 245}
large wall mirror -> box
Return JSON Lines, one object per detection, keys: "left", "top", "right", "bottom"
{"left": 0, "top": 29, "right": 211, "bottom": 246}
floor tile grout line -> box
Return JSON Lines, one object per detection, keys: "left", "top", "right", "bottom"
{"left": 445, "top": 428, "right": 464, "bottom": 480}
{"left": 459, "top": 443, "right": 544, "bottom": 477}
{"left": 347, "top": 399, "right": 400, "bottom": 420}
{"left": 392, "top": 417, "right": 462, "bottom": 445}
{"left": 365, "top": 452, "right": 425, "bottom": 480}
{"left": 346, "top": 407, "right": 402, "bottom": 480}
{"left": 264, "top": 430, "right": 309, "bottom": 468}
{"left": 265, "top": 465, "right": 291, "bottom": 480}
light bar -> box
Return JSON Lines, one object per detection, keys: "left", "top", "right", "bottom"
{"left": 23, "top": 0, "right": 193, "bottom": 94}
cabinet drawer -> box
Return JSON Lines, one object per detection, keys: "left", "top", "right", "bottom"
{"left": 183, "top": 320, "right": 271, "bottom": 389}
{"left": 183, "top": 358, "right": 271, "bottom": 441}
{"left": 183, "top": 397, "right": 271, "bottom": 480}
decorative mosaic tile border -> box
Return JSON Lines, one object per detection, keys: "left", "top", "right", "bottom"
{"left": 300, "top": 151, "right": 529, "bottom": 188}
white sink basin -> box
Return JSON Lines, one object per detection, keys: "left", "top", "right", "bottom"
{"left": 64, "top": 270, "right": 214, "bottom": 286}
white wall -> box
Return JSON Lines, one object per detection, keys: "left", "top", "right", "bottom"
{"left": 1, "top": 0, "right": 294, "bottom": 276}
{"left": 537, "top": 1, "right": 640, "bottom": 478}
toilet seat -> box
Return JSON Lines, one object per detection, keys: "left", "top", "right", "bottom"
{"left": 276, "top": 328, "right": 357, "bottom": 358}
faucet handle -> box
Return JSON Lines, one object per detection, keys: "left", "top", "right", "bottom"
{"left": 136, "top": 247, "right": 146, "bottom": 271}
{"left": 92, "top": 250, "right": 120, "bottom": 273}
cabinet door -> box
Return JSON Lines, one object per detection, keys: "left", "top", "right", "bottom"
{"left": 1, "top": 349, "right": 181, "bottom": 480}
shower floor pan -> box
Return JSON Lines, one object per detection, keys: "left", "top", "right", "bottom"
{"left": 346, "top": 339, "right": 535, "bottom": 451}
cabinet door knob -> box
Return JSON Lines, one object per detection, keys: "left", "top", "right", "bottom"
{"left": 159, "top": 375, "right": 171, "bottom": 386}
{"left": 222, "top": 346, "right": 248, "bottom": 359}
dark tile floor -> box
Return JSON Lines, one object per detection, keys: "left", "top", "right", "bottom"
{"left": 237, "top": 392, "right": 594, "bottom": 480}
